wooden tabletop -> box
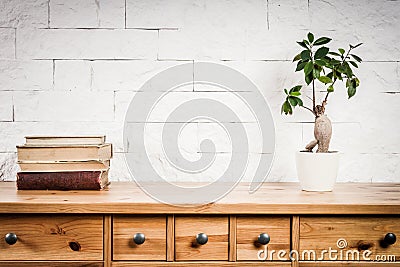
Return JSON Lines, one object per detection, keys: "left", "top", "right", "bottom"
{"left": 0, "top": 182, "right": 399, "bottom": 215}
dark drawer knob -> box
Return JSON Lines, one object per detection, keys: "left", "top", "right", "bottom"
{"left": 196, "top": 233, "right": 208, "bottom": 245}
{"left": 133, "top": 233, "right": 145, "bottom": 245}
{"left": 384, "top": 233, "right": 396, "bottom": 245}
{"left": 5, "top": 233, "right": 17, "bottom": 245}
{"left": 258, "top": 233, "right": 270, "bottom": 245}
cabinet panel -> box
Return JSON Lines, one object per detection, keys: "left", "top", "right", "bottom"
{"left": 236, "top": 216, "right": 291, "bottom": 261}
{"left": 0, "top": 215, "right": 103, "bottom": 261}
{"left": 113, "top": 216, "right": 167, "bottom": 261}
{"left": 300, "top": 217, "right": 400, "bottom": 262}
{"left": 175, "top": 216, "right": 228, "bottom": 261}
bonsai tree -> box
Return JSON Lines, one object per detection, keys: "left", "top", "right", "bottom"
{"left": 281, "top": 32, "right": 362, "bottom": 153}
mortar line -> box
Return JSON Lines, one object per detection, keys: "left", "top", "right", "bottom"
{"left": 124, "top": 0, "right": 127, "bottom": 29}
{"left": 14, "top": 28, "right": 17, "bottom": 59}
{"left": 266, "top": 0, "right": 270, "bottom": 30}
{"left": 47, "top": 0, "right": 50, "bottom": 28}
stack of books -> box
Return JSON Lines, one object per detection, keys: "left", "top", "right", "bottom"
{"left": 16, "top": 136, "right": 112, "bottom": 190}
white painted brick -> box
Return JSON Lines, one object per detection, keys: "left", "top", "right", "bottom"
{"left": 126, "top": 0, "right": 186, "bottom": 29}
{"left": 269, "top": 0, "right": 309, "bottom": 30}
{"left": 159, "top": 28, "right": 246, "bottom": 60}
{"left": 50, "top": 0, "right": 125, "bottom": 28}
{"left": 0, "top": 153, "right": 18, "bottom": 181}
{"left": 309, "top": 0, "right": 400, "bottom": 61}
{"left": 127, "top": 0, "right": 266, "bottom": 30}
{"left": 54, "top": 60, "right": 92, "bottom": 91}
{"left": 0, "top": 121, "right": 123, "bottom": 153}
{"left": 0, "top": 28, "right": 15, "bottom": 59}
{"left": 0, "top": 0, "right": 48, "bottom": 28}
{"left": 0, "top": 92, "right": 13, "bottom": 121}
{"left": 108, "top": 152, "right": 132, "bottom": 181}
{"left": 370, "top": 154, "right": 400, "bottom": 183}
{"left": 92, "top": 60, "right": 190, "bottom": 91}
{"left": 245, "top": 28, "right": 307, "bottom": 60}
{"left": 17, "top": 29, "right": 158, "bottom": 59}
{"left": 0, "top": 60, "right": 53, "bottom": 91}
{"left": 13, "top": 91, "right": 114, "bottom": 121}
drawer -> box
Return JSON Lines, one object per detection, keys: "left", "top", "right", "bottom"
{"left": 0, "top": 215, "right": 103, "bottom": 261}
{"left": 300, "top": 217, "right": 400, "bottom": 261}
{"left": 175, "top": 216, "right": 228, "bottom": 261}
{"left": 113, "top": 216, "right": 166, "bottom": 260}
{"left": 236, "top": 216, "right": 291, "bottom": 261}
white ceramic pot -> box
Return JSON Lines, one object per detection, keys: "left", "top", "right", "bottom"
{"left": 295, "top": 151, "right": 340, "bottom": 191}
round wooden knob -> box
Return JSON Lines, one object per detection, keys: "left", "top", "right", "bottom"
{"left": 258, "top": 233, "right": 270, "bottom": 245}
{"left": 196, "top": 233, "right": 208, "bottom": 245}
{"left": 133, "top": 233, "right": 145, "bottom": 245}
{"left": 384, "top": 233, "right": 396, "bottom": 245}
{"left": 5, "top": 233, "right": 17, "bottom": 245}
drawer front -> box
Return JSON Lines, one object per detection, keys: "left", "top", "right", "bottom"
{"left": 236, "top": 216, "right": 291, "bottom": 261}
{"left": 113, "top": 216, "right": 166, "bottom": 260}
{"left": 0, "top": 215, "right": 103, "bottom": 261}
{"left": 300, "top": 217, "right": 400, "bottom": 261}
{"left": 175, "top": 216, "right": 229, "bottom": 261}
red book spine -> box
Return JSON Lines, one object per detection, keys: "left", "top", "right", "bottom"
{"left": 17, "top": 171, "right": 105, "bottom": 190}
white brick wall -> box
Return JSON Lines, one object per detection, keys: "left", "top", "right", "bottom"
{"left": 0, "top": 0, "right": 399, "bottom": 183}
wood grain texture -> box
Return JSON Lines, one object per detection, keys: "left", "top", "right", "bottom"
{"left": 104, "top": 215, "right": 112, "bottom": 267}
{"left": 292, "top": 216, "right": 300, "bottom": 267}
{"left": 0, "top": 262, "right": 103, "bottom": 267}
{"left": 112, "top": 262, "right": 291, "bottom": 266}
{"left": 175, "top": 216, "right": 229, "bottom": 261}
{"left": 300, "top": 217, "right": 400, "bottom": 261}
{"left": 0, "top": 215, "right": 103, "bottom": 261}
{"left": 299, "top": 262, "right": 399, "bottom": 266}
{"left": 236, "top": 216, "right": 291, "bottom": 261}
{"left": 113, "top": 216, "right": 166, "bottom": 261}
{"left": 167, "top": 215, "right": 175, "bottom": 261}
{"left": 0, "top": 182, "right": 399, "bottom": 214}
{"left": 229, "top": 215, "right": 237, "bottom": 261}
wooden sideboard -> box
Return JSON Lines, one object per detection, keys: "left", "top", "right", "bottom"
{"left": 0, "top": 182, "right": 399, "bottom": 266}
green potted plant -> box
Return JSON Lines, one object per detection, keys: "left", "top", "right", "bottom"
{"left": 281, "top": 32, "right": 362, "bottom": 191}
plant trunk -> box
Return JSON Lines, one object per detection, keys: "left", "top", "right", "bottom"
{"left": 305, "top": 114, "right": 332, "bottom": 153}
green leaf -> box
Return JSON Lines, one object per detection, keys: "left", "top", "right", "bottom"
{"left": 350, "top": 54, "right": 362, "bottom": 62}
{"left": 350, "top": 43, "right": 363, "bottom": 49}
{"left": 349, "top": 61, "right": 358, "bottom": 68}
{"left": 293, "top": 53, "right": 301, "bottom": 62}
{"left": 295, "top": 61, "right": 307, "bottom": 72}
{"left": 330, "top": 59, "right": 341, "bottom": 65}
{"left": 355, "top": 77, "right": 360, "bottom": 87}
{"left": 304, "top": 61, "right": 314, "bottom": 75}
{"left": 313, "top": 68, "right": 320, "bottom": 79}
{"left": 291, "top": 85, "right": 302, "bottom": 92}
{"left": 338, "top": 48, "right": 345, "bottom": 55}
{"left": 313, "top": 37, "right": 331, "bottom": 46}
{"left": 297, "top": 41, "right": 309, "bottom": 49}
{"left": 296, "top": 97, "right": 303, "bottom": 106}
{"left": 343, "top": 62, "right": 353, "bottom": 77}
{"left": 314, "top": 47, "right": 329, "bottom": 59}
{"left": 347, "top": 85, "right": 356, "bottom": 98}
{"left": 315, "top": 59, "right": 326, "bottom": 66}
{"left": 288, "top": 96, "right": 298, "bottom": 106}
{"left": 281, "top": 100, "right": 293, "bottom": 115}
{"left": 284, "top": 88, "right": 288, "bottom": 95}
{"left": 328, "top": 51, "right": 341, "bottom": 57}
{"left": 327, "top": 85, "right": 334, "bottom": 92}
{"left": 305, "top": 72, "right": 313, "bottom": 85}
{"left": 307, "top": 32, "right": 314, "bottom": 43}
{"left": 301, "top": 50, "right": 311, "bottom": 61}
{"left": 318, "top": 76, "right": 333, "bottom": 84}
{"left": 290, "top": 91, "right": 301, "bottom": 96}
